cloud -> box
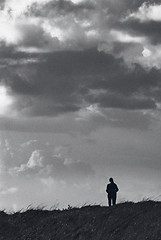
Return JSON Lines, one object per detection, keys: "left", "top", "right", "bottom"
{"left": 0, "top": 139, "right": 14, "bottom": 169}
{"left": 0, "top": 0, "right": 51, "bottom": 17}
{"left": 127, "top": 3, "right": 161, "bottom": 22}
{"left": 0, "top": 186, "right": 18, "bottom": 195}
{"left": 98, "top": 1, "right": 161, "bottom": 67}
{"left": 0, "top": 137, "right": 94, "bottom": 181}
{"left": 107, "top": 3, "right": 161, "bottom": 68}
{"left": 0, "top": 0, "right": 161, "bottom": 129}
{"left": 0, "top": 0, "right": 98, "bottom": 52}
{"left": 17, "top": 23, "right": 61, "bottom": 51}
{"left": 121, "top": 18, "right": 161, "bottom": 45}
{"left": 27, "top": 150, "right": 44, "bottom": 168}
{"left": 0, "top": 105, "right": 155, "bottom": 134}
{"left": 0, "top": 0, "right": 148, "bottom": 55}
{"left": 0, "top": 0, "right": 161, "bottom": 67}
{"left": 102, "top": 108, "right": 153, "bottom": 130}
{"left": 1, "top": 49, "right": 161, "bottom": 118}
{"left": 29, "top": 0, "right": 95, "bottom": 17}
{"left": 9, "top": 148, "right": 95, "bottom": 180}
{"left": 21, "top": 139, "right": 38, "bottom": 148}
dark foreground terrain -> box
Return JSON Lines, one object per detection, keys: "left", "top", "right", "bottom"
{"left": 0, "top": 201, "right": 161, "bottom": 240}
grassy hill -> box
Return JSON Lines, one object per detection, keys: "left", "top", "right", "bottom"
{"left": 0, "top": 200, "right": 161, "bottom": 240}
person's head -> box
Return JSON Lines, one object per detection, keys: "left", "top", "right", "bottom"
{"left": 109, "top": 178, "right": 114, "bottom": 183}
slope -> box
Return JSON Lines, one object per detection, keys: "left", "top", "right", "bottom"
{"left": 0, "top": 201, "right": 161, "bottom": 240}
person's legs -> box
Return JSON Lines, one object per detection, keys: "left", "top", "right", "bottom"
{"left": 108, "top": 195, "right": 112, "bottom": 207}
{"left": 112, "top": 194, "right": 116, "bottom": 205}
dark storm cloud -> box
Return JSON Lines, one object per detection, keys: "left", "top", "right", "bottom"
{"left": 29, "top": 0, "right": 95, "bottom": 17}
{"left": 2, "top": 49, "right": 161, "bottom": 116}
{"left": 1, "top": 0, "right": 161, "bottom": 113}
{"left": 104, "top": 0, "right": 161, "bottom": 18}
{"left": 0, "top": 42, "right": 35, "bottom": 61}
{"left": 0, "top": 43, "right": 41, "bottom": 70}
{"left": 87, "top": 92, "right": 156, "bottom": 110}
{"left": 0, "top": 107, "right": 153, "bottom": 133}
{"left": 29, "top": 0, "right": 161, "bottom": 18}
{"left": 18, "top": 24, "right": 60, "bottom": 49}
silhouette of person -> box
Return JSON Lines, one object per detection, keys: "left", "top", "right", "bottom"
{"left": 106, "top": 178, "right": 119, "bottom": 206}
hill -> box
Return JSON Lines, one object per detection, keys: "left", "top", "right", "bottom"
{"left": 0, "top": 201, "right": 161, "bottom": 240}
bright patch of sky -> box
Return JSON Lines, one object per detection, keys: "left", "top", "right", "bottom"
{"left": 0, "top": 86, "right": 13, "bottom": 115}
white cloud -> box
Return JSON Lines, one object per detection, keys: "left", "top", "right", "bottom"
{"left": 0, "top": 0, "right": 59, "bottom": 51}
{"left": 139, "top": 44, "right": 161, "bottom": 69}
{"left": 0, "top": 187, "right": 18, "bottom": 195}
{"left": 0, "top": 17, "right": 22, "bottom": 44}
{"left": 0, "top": 85, "right": 14, "bottom": 116}
{"left": 127, "top": 3, "right": 161, "bottom": 22}
{"left": 4, "top": 0, "right": 51, "bottom": 17}
{"left": 21, "top": 140, "right": 38, "bottom": 148}
{"left": 70, "top": 0, "right": 85, "bottom": 3}
{"left": 27, "top": 150, "right": 44, "bottom": 168}
{"left": 110, "top": 30, "right": 145, "bottom": 43}
{"left": 8, "top": 145, "right": 94, "bottom": 180}
{"left": 76, "top": 104, "right": 104, "bottom": 121}
{"left": 9, "top": 149, "right": 47, "bottom": 174}
{"left": 142, "top": 47, "right": 151, "bottom": 57}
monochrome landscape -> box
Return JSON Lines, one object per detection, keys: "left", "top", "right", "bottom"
{"left": 0, "top": 0, "right": 161, "bottom": 213}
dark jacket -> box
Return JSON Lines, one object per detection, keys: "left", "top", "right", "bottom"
{"left": 106, "top": 183, "right": 119, "bottom": 195}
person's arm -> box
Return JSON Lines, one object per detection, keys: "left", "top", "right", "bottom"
{"left": 115, "top": 184, "right": 119, "bottom": 192}
{"left": 106, "top": 184, "right": 109, "bottom": 193}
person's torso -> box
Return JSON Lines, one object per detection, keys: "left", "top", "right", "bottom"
{"left": 107, "top": 183, "right": 118, "bottom": 193}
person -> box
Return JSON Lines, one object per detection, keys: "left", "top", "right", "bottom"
{"left": 106, "top": 178, "right": 119, "bottom": 206}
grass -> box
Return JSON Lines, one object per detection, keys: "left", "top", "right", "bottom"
{"left": 0, "top": 200, "right": 161, "bottom": 240}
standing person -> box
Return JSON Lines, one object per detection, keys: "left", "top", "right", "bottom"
{"left": 106, "top": 178, "right": 119, "bottom": 206}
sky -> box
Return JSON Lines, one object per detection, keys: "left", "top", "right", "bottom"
{"left": 0, "top": 0, "right": 161, "bottom": 211}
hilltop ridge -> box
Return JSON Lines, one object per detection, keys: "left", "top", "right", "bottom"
{"left": 0, "top": 200, "right": 161, "bottom": 240}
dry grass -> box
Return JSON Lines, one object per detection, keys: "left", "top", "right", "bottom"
{"left": 0, "top": 200, "right": 161, "bottom": 240}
